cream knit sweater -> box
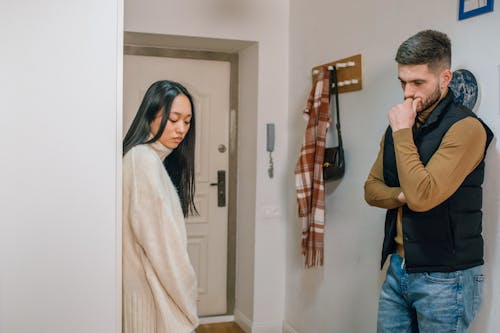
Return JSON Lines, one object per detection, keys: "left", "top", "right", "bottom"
{"left": 122, "top": 140, "right": 199, "bottom": 333}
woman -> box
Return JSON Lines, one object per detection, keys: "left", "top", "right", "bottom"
{"left": 122, "top": 80, "right": 199, "bottom": 333}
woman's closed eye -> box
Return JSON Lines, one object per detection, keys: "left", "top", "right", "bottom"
{"left": 169, "top": 117, "right": 191, "bottom": 125}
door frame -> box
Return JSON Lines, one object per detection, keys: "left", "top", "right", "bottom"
{"left": 123, "top": 33, "right": 239, "bottom": 315}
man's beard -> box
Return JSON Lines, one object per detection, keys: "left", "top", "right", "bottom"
{"left": 416, "top": 84, "right": 442, "bottom": 113}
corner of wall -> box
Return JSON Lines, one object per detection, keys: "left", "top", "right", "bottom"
{"left": 234, "top": 308, "right": 253, "bottom": 333}
{"left": 282, "top": 321, "right": 301, "bottom": 333}
{"left": 235, "top": 42, "right": 259, "bottom": 321}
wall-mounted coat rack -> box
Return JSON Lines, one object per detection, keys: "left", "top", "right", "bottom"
{"left": 311, "top": 54, "right": 362, "bottom": 94}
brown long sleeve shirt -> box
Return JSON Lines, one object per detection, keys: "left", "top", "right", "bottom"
{"left": 364, "top": 116, "right": 486, "bottom": 257}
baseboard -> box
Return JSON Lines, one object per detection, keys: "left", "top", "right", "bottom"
{"left": 234, "top": 309, "right": 286, "bottom": 333}
{"left": 234, "top": 309, "right": 252, "bottom": 333}
{"left": 199, "top": 315, "right": 235, "bottom": 324}
{"left": 252, "top": 321, "right": 283, "bottom": 333}
{"left": 282, "top": 321, "right": 300, "bottom": 333}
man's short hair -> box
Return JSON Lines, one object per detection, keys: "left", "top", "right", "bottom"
{"left": 395, "top": 30, "right": 451, "bottom": 71}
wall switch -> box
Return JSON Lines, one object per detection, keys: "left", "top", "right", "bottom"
{"left": 263, "top": 205, "right": 280, "bottom": 219}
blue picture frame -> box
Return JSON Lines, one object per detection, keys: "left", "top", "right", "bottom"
{"left": 459, "top": 0, "right": 495, "bottom": 20}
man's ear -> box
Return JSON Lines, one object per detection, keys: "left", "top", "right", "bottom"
{"left": 441, "top": 69, "right": 453, "bottom": 88}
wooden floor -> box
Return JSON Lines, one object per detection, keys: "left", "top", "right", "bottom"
{"left": 196, "top": 322, "right": 246, "bottom": 333}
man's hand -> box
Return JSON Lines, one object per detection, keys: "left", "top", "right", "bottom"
{"left": 397, "top": 191, "right": 407, "bottom": 204}
{"left": 388, "top": 98, "right": 420, "bottom": 132}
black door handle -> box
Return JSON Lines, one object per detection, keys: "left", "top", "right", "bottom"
{"left": 210, "top": 170, "right": 226, "bottom": 207}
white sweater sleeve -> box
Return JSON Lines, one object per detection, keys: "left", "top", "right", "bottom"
{"left": 126, "top": 148, "right": 198, "bottom": 328}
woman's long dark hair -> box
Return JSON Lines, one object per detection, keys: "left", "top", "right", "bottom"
{"left": 123, "top": 80, "right": 197, "bottom": 217}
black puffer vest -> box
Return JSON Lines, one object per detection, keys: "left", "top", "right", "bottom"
{"left": 381, "top": 91, "right": 494, "bottom": 273}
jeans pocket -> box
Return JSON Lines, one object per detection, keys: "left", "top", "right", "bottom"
{"left": 472, "top": 274, "right": 484, "bottom": 317}
{"left": 423, "top": 271, "right": 459, "bottom": 283}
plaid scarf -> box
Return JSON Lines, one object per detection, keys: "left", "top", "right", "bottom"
{"left": 295, "top": 66, "right": 331, "bottom": 268}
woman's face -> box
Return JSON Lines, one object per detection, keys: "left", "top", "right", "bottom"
{"left": 150, "top": 94, "right": 192, "bottom": 149}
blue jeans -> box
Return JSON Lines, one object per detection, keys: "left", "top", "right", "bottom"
{"left": 377, "top": 253, "right": 484, "bottom": 333}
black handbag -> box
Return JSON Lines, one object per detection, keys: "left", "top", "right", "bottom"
{"left": 323, "top": 67, "right": 345, "bottom": 181}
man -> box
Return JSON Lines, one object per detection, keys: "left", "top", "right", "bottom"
{"left": 364, "top": 30, "right": 493, "bottom": 332}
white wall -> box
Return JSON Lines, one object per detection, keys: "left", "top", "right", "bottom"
{"left": 124, "top": 1, "right": 289, "bottom": 332}
{"left": 287, "top": 1, "right": 500, "bottom": 332}
{"left": 0, "top": 1, "right": 122, "bottom": 333}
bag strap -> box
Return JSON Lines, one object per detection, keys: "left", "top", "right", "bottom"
{"left": 329, "top": 67, "right": 343, "bottom": 149}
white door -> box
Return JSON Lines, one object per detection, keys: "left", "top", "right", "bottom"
{"left": 123, "top": 54, "right": 230, "bottom": 316}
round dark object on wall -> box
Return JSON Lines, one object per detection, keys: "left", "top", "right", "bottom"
{"left": 449, "top": 69, "right": 478, "bottom": 111}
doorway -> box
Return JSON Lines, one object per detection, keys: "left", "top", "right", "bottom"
{"left": 123, "top": 32, "right": 239, "bottom": 316}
